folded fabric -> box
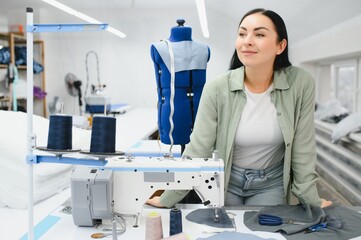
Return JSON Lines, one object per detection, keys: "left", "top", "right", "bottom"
{"left": 15, "top": 46, "right": 44, "bottom": 74}
{"left": 244, "top": 204, "right": 324, "bottom": 235}
{"left": 331, "top": 112, "right": 361, "bottom": 143}
{"left": 0, "top": 47, "right": 44, "bottom": 74}
{"left": 315, "top": 99, "right": 349, "bottom": 121}
{"left": 244, "top": 205, "right": 361, "bottom": 240}
{"left": 196, "top": 231, "right": 277, "bottom": 240}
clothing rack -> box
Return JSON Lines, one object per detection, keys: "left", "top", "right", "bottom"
{"left": 25, "top": 8, "right": 108, "bottom": 240}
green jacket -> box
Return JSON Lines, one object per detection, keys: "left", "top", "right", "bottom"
{"left": 160, "top": 66, "right": 322, "bottom": 207}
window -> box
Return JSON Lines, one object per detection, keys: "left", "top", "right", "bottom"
{"left": 331, "top": 60, "right": 359, "bottom": 112}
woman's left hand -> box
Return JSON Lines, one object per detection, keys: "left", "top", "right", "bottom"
{"left": 146, "top": 196, "right": 165, "bottom": 208}
{"left": 321, "top": 198, "right": 332, "bottom": 208}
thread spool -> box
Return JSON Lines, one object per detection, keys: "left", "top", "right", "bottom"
{"left": 145, "top": 212, "right": 163, "bottom": 240}
{"left": 169, "top": 208, "right": 182, "bottom": 236}
{"left": 47, "top": 114, "right": 72, "bottom": 150}
{"left": 161, "top": 232, "right": 189, "bottom": 240}
{"left": 90, "top": 116, "right": 116, "bottom": 153}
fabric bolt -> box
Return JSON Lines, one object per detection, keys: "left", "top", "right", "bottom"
{"left": 243, "top": 205, "right": 361, "bottom": 240}
{"left": 185, "top": 208, "right": 234, "bottom": 228}
{"left": 196, "top": 231, "right": 277, "bottom": 240}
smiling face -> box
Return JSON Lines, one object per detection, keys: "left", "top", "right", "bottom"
{"left": 235, "top": 13, "right": 286, "bottom": 69}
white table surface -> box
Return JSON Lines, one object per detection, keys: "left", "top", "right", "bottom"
{"left": 35, "top": 203, "right": 288, "bottom": 240}
{"left": 0, "top": 188, "right": 71, "bottom": 240}
{"left": 4, "top": 197, "right": 361, "bottom": 240}
{"left": 114, "top": 108, "right": 158, "bottom": 151}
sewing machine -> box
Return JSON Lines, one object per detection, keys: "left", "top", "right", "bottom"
{"left": 71, "top": 154, "right": 224, "bottom": 227}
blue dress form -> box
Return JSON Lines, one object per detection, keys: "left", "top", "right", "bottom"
{"left": 150, "top": 19, "right": 210, "bottom": 149}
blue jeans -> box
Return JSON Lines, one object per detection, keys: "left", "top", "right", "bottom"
{"left": 225, "top": 161, "right": 285, "bottom": 206}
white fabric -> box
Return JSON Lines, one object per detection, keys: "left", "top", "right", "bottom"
{"left": 331, "top": 112, "right": 361, "bottom": 143}
{"left": 0, "top": 111, "right": 91, "bottom": 208}
{"left": 233, "top": 85, "right": 285, "bottom": 169}
{"left": 315, "top": 99, "right": 349, "bottom": 120}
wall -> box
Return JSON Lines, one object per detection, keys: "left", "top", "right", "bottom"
{"left": 0, "top": 15, "right": 7, "bottom": 32}
{"left": 290, "top": 14, "right": 361, "bottom": 66}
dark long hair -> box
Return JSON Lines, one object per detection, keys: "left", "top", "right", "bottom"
{"left": 229, "top": 8, "right": 292, "bottom": 70}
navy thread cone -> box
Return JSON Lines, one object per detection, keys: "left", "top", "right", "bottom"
{"left": 90, "top": 116, "right": 116, "bottom": 153}
{"left": 169, "top": 208, "right": 182, "bottom": 236}
{"left": 47, "top": 114, "right": 72, "bottom": 150}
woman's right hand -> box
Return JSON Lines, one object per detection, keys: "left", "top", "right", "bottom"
{"left": 146, "top": 196, "right": 165, "bottom": 208}
{"left": 320, "top": 198, "right": 332, "bottom": 208}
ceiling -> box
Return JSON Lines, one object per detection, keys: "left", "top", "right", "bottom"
{"left": 1, "top": 0, "right": 361, "bottom": 44}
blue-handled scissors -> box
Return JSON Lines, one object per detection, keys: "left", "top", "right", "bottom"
{"left": 304, "top": 215, "right": 343, "bottom": 233}
{"left": 258, "top": 214, "right": 307, "bottom": 226}
{"left": 304, "top": 222, "right": 328, "bottom": 233}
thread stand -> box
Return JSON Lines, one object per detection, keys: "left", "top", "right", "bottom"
{"left": 80, "top": 151, "right": 125, "bottom": 161}
{"left": 36, "top": 147, "right": 80, "bottom": 158}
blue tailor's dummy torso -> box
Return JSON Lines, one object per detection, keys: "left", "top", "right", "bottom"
{"left": 150, "top": 20, "right": 210, "bottom": 146}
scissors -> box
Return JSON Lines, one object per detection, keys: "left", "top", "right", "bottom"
{"left": 304, "top": 222, "right": 328, "bottom": 233}
{"left": 304, "top": 215, "right": 343, "bottom": 233}
{"left": 258, "top": 214, "right": 307, "bottom": 226}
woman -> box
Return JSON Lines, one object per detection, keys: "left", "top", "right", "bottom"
{"left": 147, "top": 8, "right": 332, "bottom": 208}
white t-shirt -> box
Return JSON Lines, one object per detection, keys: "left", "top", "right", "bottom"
{"left": 233, "top": 84, "right": 285, "bottom": 169}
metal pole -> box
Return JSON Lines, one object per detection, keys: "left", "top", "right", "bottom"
{"left": 26, "top": 7, "right": 34, "bottom": 240}
{"left": 24, "top": 12, "right": 108, "bottom": 240}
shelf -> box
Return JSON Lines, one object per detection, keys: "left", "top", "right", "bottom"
{"left": 0, "top": 64, "right": 27, "bottom": 69}
{"left": 0, "top": 32, "right": 46, "bottom": 117}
